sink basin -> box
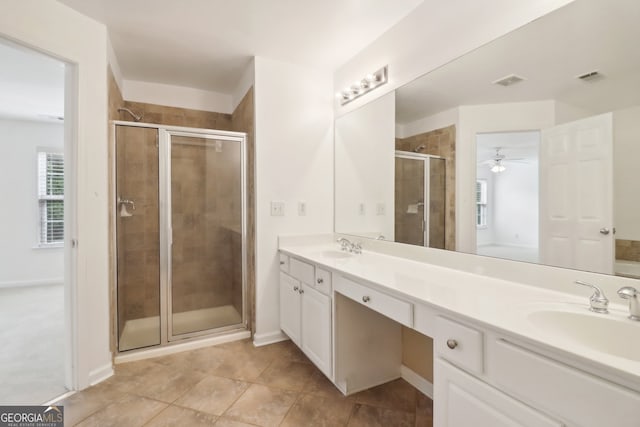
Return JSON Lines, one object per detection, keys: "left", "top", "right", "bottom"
{"left": 527, "top": 309, "right": 640, "bottom": 361}
{"left": 317, "top": 250, "right": 353, "bottom": 259}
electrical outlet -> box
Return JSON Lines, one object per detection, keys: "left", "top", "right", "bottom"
{"left": 358, "top": 203, "right": 366, "bottom": 216}
{"left": 270, "top": 201, "right": 285, "bottom": 216}
{"left": 298, "top": 201, "right": 307, "bottom": 216}
{"left": 376, "top": 203, "right": 386, "bottom": 215}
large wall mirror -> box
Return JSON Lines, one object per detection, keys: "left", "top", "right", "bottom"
{"left": 334, "top": 0, "right": 640, "bottom": 280}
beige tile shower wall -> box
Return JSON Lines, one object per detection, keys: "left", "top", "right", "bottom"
{"left": 122, "top": 101, "right": 232, "bottom": 130}
{"left": 396, "top": 124, "right": 456, "bottom": 251}
{"left": 616, "top": 239, "right": 640, "bottom": 262}
{"left": 231, "top": 88, "right": 255, "bottom": 333}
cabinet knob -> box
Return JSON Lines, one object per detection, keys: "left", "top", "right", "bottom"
{"left": 299, "top": 288, "right": 304, "bottom": 294}
{"left": 362, "top": 295, "right": 370, "bottom": 303}
{"left": 280, "top": 260, "right": 285, "bottom": 265}
{"left": 293, "top": 286, "right": 299, "bottom": 291}
{"left": 317, "top": 278, "right": 324, "bottom": 284}
{"left": 446, "top": 339, "right": 458, "bottom": 350}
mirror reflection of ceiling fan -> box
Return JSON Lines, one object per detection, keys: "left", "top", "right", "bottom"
{"left": 479, "top": 147, "right": 528, "bottom": 173}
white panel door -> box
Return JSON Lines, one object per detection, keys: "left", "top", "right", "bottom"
{"left": 301, "top": 283, "right": 332, "bottom": 378}
{"left": 540, "top": 113, "right": 613, "bottom": 274}
{"left": 434, "top": 359, "right": 562, "bottom": 427}
{"left": 279, "top": 272, "right": 301, "bottom": 346}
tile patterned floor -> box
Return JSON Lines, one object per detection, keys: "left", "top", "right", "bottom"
{"left": 56, "top": 339, "right": 433, "bottom": 426}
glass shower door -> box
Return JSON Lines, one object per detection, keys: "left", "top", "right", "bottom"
{"left": 168, "top": 133, "right": 245, "bottom": 339}
{"left": 395, "top": 156, "right": 426, "bottom": 246}
{"left": 116, "top": 125, "right": 161, "bottom": 351}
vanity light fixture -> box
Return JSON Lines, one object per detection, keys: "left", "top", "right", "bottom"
{"left": 337, "top": 66, "right": 388, "bottom": 105}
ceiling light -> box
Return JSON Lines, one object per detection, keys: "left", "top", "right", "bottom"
{"left": 490, "top": 160, "right": 506, "bottom": 173}
{"left": 337, "top": 66, "right": 388, "bottom": 105}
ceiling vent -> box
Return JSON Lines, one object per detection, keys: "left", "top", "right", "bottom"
{"left": 576, "top": 70, "right": 602, "bottom": 82}
{"left": 492, "top": 74, "right": 526, "bottom": 87}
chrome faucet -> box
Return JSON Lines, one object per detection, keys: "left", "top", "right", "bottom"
{"left": 336, "top": 237, "right": 362, "bottom": 254}
{"left": 337, "top": 237, "right": 351, "bottom": 251}
{"left": 575, "top": 280, "right": 609, "bottom": 314}
{"left": 617, "top": 287, "right": 640, "bottom": 320}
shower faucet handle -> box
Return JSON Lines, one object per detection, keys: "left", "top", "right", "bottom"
{"left": 117, "top": 197, "right": 136, "bottom": 210}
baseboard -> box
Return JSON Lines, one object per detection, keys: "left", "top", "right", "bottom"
{"left": 88, "top": 362, "right": 114, "bottom": 386}
{"left": 401, "top": 365, "right": 433, "bottom": 398}
{"left": 114, "top": 329, "right": 251, "bottom": 364}
{"left": 253, "top": 330, "right": 289, "bottom": 347}
{"left": 0, "top": 279, "right": 63, "bottom": 289}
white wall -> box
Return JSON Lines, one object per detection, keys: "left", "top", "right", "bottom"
{"left": 0, "top": 118, "right": 64, "bottom": 286}
{"left": 614, "top": 105, "right": 640, "bottom": 241}
{"left": 492, "top": 163, "right": 539, "bottom": 247}
{"left": 334, "top": 0, "right": 574, "bottom": 116}
{"left": 0, "top": 0, "right": 111, "bottom": 389}
{"left": 335, "top": 92, "right": 395, "bottom": 240}
{"left": 122, "top": 79, "right": 233, "bottom": 114}
{"left": 396, "top": 107, "right": 459, "bottom": 139}
{"left": 253, "top": 56, "right": 334, "bottom": 344}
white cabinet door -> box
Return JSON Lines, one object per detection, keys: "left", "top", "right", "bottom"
{"left": 301, "top": 283, "right": 332, "bottom": 378}
{"left": 435, "top": 359, "right": 562, "bottom": 427}
{"left": 279, "top": 272, "right": 301, "bottom": 346}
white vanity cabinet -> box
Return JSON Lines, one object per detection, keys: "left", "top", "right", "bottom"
{"left": 279, "top": 254, "right": 333, "bottom": 379}
{"left": 433, "top": 314, "right": 640, "bottom": 427}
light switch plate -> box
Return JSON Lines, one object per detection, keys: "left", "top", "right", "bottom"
{"left": 358, "top": 203, "right": 366, "bottom": 216}
{"left": 270, "top": 201, "right": 285, "bottom": 216}
{"left": 298, "top": 201, "right": 307, "bottom": 216}
{"left": 376, "top": 202, "right": 386, "bottom": 215}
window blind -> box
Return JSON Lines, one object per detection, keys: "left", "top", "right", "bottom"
{"left": 38, "top": 151, "right": 64, "bottom": 245}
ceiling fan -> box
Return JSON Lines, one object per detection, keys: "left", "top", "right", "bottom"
{"left": 479, "top": 147, "right": 527, "bottom": 173}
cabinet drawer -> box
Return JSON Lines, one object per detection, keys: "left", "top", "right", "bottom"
{"left": 435, "top": 317, "right": 483, "bottom": 375}
{"left": 314, "top": 267, "right": 332, "bottom": 296}
{"left": 289, "top": 257, "right": 314, "bottom": 284}
{"left": 489, "top": 339, "right": 640, "bottom": 427}
{"left": 334, "top": 275, "right": 412, "bottom": 327}
{"left": 279, "top": 253, "right": 289, "bottom": 272}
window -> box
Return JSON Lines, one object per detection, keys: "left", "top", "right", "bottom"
{"left": 476, "top": 179, "right": 487, "bottom": 228}
{"left": 38, "top": 150, "right": 64, "bottom": 246}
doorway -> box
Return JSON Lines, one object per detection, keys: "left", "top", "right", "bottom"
{"left": 475, "top": 131, "right": 540, "bottom": 263}
{"left": 0, "top": 38, "right": 71, "bottom": 403}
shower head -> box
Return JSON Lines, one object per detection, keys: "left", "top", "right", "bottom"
{"left": 117, "top": 107, "right": 143, "bottom": 122}
{"left": 414, "top": 145, "right": 425, "bottom": 152}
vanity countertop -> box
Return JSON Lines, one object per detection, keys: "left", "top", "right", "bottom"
{"left": 279, "top": 238, "right": 640, "bottom": 390}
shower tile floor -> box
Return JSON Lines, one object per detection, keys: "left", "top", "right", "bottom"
{"left": 120, "top": 305, "right": 243, "bottom": 351}
{"left": 0, "top": 283, "right": 67, "bottom": 404}
{"left": 56, "top": 339, "right": 433, "bottom": 426}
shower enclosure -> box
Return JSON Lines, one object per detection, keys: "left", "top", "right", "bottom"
{"left": 114, "top": 122, "right": 247, "bottom": 352}
{"left": 394, "top": 151, "right": 446, "bottom": 248}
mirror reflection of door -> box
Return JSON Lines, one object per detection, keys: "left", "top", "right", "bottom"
{"left": 476, "top": 131, "right": 540, "bottom": 263}
{"left": 540, "top": 113, "right": 614, "bottom": 274}
{"left": 394, "top": 152, "right": 446, "bottom": 249}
